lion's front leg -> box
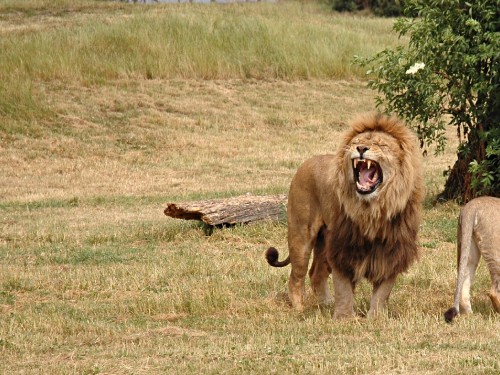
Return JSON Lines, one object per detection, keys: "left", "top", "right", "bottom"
{"left": 367, "top": 277, "right": 396, "bottom": 319}
{"left": 331, "top": 268, "right": 355, "bottom": 319}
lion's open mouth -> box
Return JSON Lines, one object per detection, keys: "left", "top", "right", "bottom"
{"left": 352, "top": 158, "right": 383, "bottom": 194}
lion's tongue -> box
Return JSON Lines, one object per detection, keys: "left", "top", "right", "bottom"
{"left": 359, "top": 165, "right": 377, "bottom": 186}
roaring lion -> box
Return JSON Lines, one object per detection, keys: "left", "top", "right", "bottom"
{"left": 444, "top": 196, "right": 500, "bottom": 323}
{"left": 265, "top": 113, "right": 424, "bottom": 318}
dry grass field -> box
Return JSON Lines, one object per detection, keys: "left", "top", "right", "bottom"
{"left": 0, "top": 1, "right": 499, "bottom": 374}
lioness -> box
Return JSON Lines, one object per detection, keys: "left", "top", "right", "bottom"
{"left": 444, "top": 196, "right": 500, "bottom": 323}
{"left": 266, "top": 113, "right": 424, "bottom": 318}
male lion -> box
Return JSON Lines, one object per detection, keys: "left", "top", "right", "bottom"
{"left": 266, "top": 113, "right": 424, "bottom": 318}
{"left": 444, "top": 196, "right": 500, "bottom": 323}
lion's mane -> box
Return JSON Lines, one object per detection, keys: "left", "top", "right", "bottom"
{"left": 327, "top": 114, "right": 425, "bottom": 284}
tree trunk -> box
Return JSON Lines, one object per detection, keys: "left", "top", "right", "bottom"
{"left": 440, "top": 125, "right": 486, "bottom": 203}
{"left": 440, "top": 152, "right": 474, "bottom": 202}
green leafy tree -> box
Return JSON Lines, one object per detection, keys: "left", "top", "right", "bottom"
{"left": 331, "top": 0, "right": 405, "bottom": 17}
{"left": 356, "top": 0, "right": 499, "bottom": 202}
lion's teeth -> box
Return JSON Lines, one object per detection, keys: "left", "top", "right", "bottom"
{"left": 367, "top": 160, "right": 372, "bottom": 169}
{"left": 356, "top": 181, "right": 363, "bottom": 190}
{"left": 354, "top": 159, "right": 358, "bottom": 168}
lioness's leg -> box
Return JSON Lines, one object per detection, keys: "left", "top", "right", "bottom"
{"left": 489, "top": 285, "right": 500, "bottom": 314}
{"left": 331, "top": 268, "right": 355, "bottom": 318}
{"left": 309, "top": 227, "right": 333, "bottom": 305}
{"left": 485, "top": 255, "right": 500, "bottom": 313}
{"left": 459, "top": 238, "right": 480, "bottom": 314}
{"left": 367, "top": 277, "right": 396, "bottom": 319}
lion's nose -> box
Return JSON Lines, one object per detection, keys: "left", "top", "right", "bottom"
{"left": 356, "top": 145, "right": 369, "bottom": 157}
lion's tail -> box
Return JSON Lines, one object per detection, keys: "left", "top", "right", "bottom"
{"left": 265, "top": 247, "right": 290, "bottom": 267}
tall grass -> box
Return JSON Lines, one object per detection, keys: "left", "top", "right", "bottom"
{"left": 0, "top": 2, "right": 398, "bottom": 82}
{"left": 0, "top": 1, "right": 401, "bottom": 130}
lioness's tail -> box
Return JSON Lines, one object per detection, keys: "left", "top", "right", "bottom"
{"left": 443, "top": 307, "right": 458, "bottom": 323}
{"left": 444, "top": 208, "right": 475, "bottom": 323}
{"left": 265, "top": 247, "right": 290, "bottom": 267}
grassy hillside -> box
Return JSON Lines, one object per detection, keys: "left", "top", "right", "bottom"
{"left": 0, "top": 0, "right": 400, "bottom": 135}
{"left": 0, "top": 1, "right": 398, "bottom": 82}
{"left": 0, "top": 1, "right": 498, "bottom": 374}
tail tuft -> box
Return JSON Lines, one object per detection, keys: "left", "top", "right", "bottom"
{"left": 444, "top": 307, "right": 458, "bottom": 323}
{"left": 265, "top": 247, "right": 279, "bottom": 264}
{"left": 265, "top": 247, "right": 290, "bottom": 267}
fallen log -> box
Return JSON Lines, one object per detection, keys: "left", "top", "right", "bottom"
{"left": 164, "top": 194, "right": 287, "bottom": 226}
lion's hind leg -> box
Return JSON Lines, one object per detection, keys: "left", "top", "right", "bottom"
{"left": 309, "top": 226, "right": 333, "bottom": 306}
{"left": 287, "top": 227, "right": 318, "bottom": 312}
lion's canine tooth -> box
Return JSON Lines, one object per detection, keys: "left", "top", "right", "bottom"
{"left": 367, "top": 160, "right": 372, "bottom": 169}
{"left": 354, "top": 159, "right": 358, "bottom": 168}
{"left": 356, "top": 181, "right": 363, "bottom": 190}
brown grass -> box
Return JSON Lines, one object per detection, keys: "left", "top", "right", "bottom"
{"left": 2, "top": 76, "right": 498, "bottom": 375}
{"left": 0, "top": 2, "right": 498, "bottom": 375}
{"left": 1, "top": 79, "right": 374, "bottom": 202}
